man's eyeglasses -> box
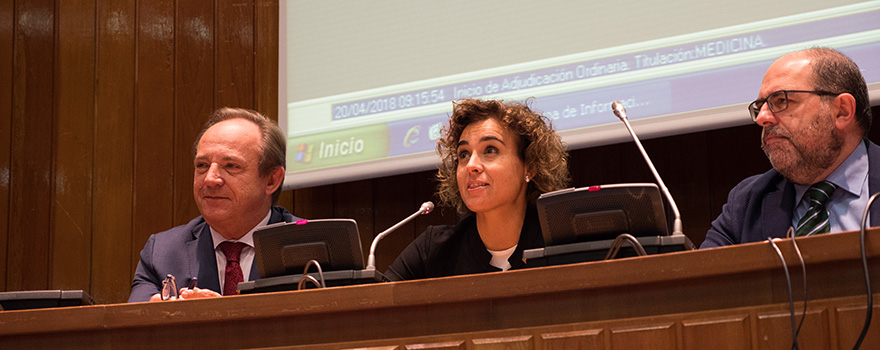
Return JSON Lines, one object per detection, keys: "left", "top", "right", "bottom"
{"left": 748, "top": 90, "right": 840, "bottom": 122}
{"left": 161, "top": 274, "right": 197, "bottom": 300}
{"left": 161, "top": 274, "right": 178, "bottom": 300}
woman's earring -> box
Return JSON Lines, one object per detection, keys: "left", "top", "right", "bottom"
{"left": 525, "top": 175, "right": 530, "bottom": 183}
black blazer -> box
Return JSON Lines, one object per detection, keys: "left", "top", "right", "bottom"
{"left": 385, "top": 207, "right": 543, "bottom": 281}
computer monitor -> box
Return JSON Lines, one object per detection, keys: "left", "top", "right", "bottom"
{"left": 243, "top": 218, "right": 388, "bottom": 294}
{"left": 253, "top": 218, "right": 365, "bottom": 278}
{"left": 0, "top": 290, "right": 95, "bottom": 311}
{"left": 537, "top": 183, "right": 669, "bottom": 246}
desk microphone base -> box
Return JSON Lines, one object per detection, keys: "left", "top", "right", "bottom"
{"left": 0, "top": 290, "right": 95, "bottom": 310}
{"left": 523, "top": 234, "right": 694, "bottom": 267}
{"left": 238, "top": 269, "right": 388, "bottom": 294}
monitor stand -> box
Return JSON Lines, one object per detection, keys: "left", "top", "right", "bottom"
{"left": 0, "top": 290, "right": 95, "bottom": 310}
{"left": 238, "top": 269, "right": 388, "bottom": 294}
{"left": 523, "top": 234, "right": 694, "bottom": 267}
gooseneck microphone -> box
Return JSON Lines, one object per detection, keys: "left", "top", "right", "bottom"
{"left": 365, "top": 201, "right": 435, "bottom": 270}
{"left": 611, "top": 101, "right": 683, "bottom": 236}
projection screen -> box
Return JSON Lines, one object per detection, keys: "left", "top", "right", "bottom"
{"left": 280, "top": 0, "right": 880, "bottom": 189}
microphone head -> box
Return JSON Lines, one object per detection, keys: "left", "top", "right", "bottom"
{"left": 611, "top": 101, "right": 627, "bottom": 120}
{"left": 420, "top": 201, "right": 435, "bottom": 214}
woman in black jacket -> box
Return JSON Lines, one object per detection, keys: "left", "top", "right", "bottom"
{"left": 386, "top": 98, "right": 570, "bottom": 281}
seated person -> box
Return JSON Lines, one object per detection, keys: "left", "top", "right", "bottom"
{"left": 386, "top": 98, "right": 570, "bottom": 280}
{"left": 702, "top": 47, "right": 876, "bottom": 248}
{"left": 128, "top": 107, "right": 302, "bottom": 302}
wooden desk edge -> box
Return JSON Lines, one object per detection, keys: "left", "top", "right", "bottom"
{"left": 1, "top": 228, "right": 877, "bottom": 336}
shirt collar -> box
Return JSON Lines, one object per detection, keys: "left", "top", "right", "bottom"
{"left": 794, "top": 141, "right": 868, "bottom": 202}
{"left": 210, "top": 210, "right": 272, "bottom": 249}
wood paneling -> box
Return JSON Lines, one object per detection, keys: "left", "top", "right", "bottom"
{"left": 294, "top": 184, "right": 334, "bottom": 219}
{"left": 405, "top": 341, "right": 464, "bottom": 350}
{"left": 681, "top": 316, "right": 750, "bottom": 350}
{"left": 93, "top": 0, "right": 136, "bottom": 304}
{"left": 472, "top": 335, "right": 532, "bottom": 349}
{"left": 835, "top": 304, "right": 880, "bottom": 349}
{"left": 52, "top": 0, "right": 95, "bottom": 292}
{"left": 610, "top": 323, "right": 676, "bottom": 350}
{"left": 373, "top": 174, "right": 418, "bottom": 270}
{"left": 132, "top": 0, "right": 175, "bottom": 275}
{"left": 254, "top": 0, "right": 278, "bottom": 118}
{"left": 0, "top": 0, "right": 281, "bottom": 303}
{"left": 335, "top": 179, "right": 376, "bottom": 260}
{"left": 757, "top": 309, "right": 831, "bottom": 350}
{"left": 9, "top": 0, "right": 54, "bottom": 292}
{"left": 215, "top": 0, "right": 253, "bottom": 108}
{"left": 541, "top": 329, "right": 604, "bottom": 350}
{"left": 0, "top": 0, "right": 15, "bottom": 293}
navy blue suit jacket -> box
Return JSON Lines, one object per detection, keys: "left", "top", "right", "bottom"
{"left": 702, "top": 140, "right": 880, "bottom": 248}
{"left": 128, "top": 206, "right": 300, "bottom": 302}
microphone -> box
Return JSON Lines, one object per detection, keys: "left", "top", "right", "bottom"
{"left": 365, "top": 201, "right": 435, "bottom": 270}
{"left": 610, "top": 101, "right": 683, "bottom": 237}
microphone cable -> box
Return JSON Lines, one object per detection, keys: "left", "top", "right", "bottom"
{"left": 788, "top": 229, "right": 808, "bottom": 345}
{"left": 297, "top": 259, "right": 327, "bottom": 290}
{"left": 604, "top": 233, "right": 648, "bottom": 260}
{"left": 852, "top": 192, "right": 879, "bottom": 349}
{"left": 768, "top": 237, "right": 800, "bottom": 350}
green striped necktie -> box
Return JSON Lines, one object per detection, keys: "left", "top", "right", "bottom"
{"left": 794, "top": 181, "right": 837, "bottom": 237}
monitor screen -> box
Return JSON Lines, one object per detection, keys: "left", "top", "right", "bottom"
{"left": 537, "top": 183, "right": 669, "bottom": 246}
{"left": 253, "top": 219, "right": 364, "bottom": 278}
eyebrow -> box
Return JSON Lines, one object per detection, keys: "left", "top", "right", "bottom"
{"left": 194, "top": 155, "right": 245, "bottom": 163}
{"left": 457, "top": 136, "right": 506, "bottom": 147}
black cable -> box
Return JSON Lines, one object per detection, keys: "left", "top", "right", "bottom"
{"left": 853, "top": 193, "right": 879, "bottom": 349}
{"left": 604, "top": 233, "right": 647, "bottom": 260}
{"left": 789, "top": 228, "right": 808, "bottom": 345}
{"left": 768, "top": 238, "right": 799, "bottom": 350}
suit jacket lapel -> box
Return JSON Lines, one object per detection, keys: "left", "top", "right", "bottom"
{"left": 760, "top": 177, "right": 796, "bottom": 239}
{"left": 194, "top": 224, "right": 222, "bottom": 293}
{"left": 249, "top": 257, "right": 261, "bottom": 281}
{"left": 866, "top": 140, "right": 880, "bottom": 226}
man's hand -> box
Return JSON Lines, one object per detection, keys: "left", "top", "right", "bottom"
{"left": 147, "top": 287, "right": 221, "bottom": 302}
{"left": 178, "top": 287, "right": 222, "bottom": 299}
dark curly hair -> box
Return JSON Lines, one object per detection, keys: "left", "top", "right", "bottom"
{"left": 436, "top": 98, "right": 570, "bottom": 214}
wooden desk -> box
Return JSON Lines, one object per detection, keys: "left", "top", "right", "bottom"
{"left": 1, "top": 230, "right": 879, "bottom": 349}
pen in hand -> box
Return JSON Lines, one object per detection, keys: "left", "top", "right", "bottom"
{"left": 188, "top": 277, "right": 198, "bottom": 290}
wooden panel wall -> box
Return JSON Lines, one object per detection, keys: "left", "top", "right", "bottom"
{"left": 0, "top": 0, "right": 280, "bottom": 304}
{"left": 0, "top": 1, "right": 878, "bottom": 305}
{"left": 0, "top": 0, "right": 12, "bottom": 294}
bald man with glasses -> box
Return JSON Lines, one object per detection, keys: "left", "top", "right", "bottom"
{"left": 702, "top": 47, "right": 877, "bottom": 248}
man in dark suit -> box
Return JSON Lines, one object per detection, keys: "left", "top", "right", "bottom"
{"left": 702, "top": 48, "right": 876, "bottom": 248}
{"left": 128, "top": 108, "right": 301, "bottom": 302}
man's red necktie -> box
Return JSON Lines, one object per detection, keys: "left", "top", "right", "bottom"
{"left": 218, "top": 241, "right": 246, "bottom": 296}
